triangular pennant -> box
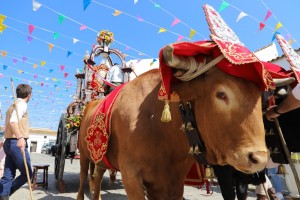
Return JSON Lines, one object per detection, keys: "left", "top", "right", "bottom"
{"left": 154, "top": 3, "right": 160, "bottom": 8}
{"left": 52, "top": 78, "right": 57, "bottom": 81}
{"left": 80, "top": 25, "right": 87, "bottom": 30}
{"left": 3, "top": 65, "right": 8, "bottom": 70}
{"left": 33, "top": 64, "right": 37, "bottom": 69}
{"left": 1, "top": 51, "right": 7, "bottom": 57}
{"left": 53, "top": 32, "right": 60, "bottom": 39}
{"left": 236, "top": 12, "right": 248, "bottom": 22}
{"left": 189, "top": 29, "right": 196, "bottom": 39}
{"left": 64, "top": 73, "right": 68, "bottom": 78}
{"left": 275, "top": 22, "right": 282, "bottom": 31}
{"left": 137, "top": 16, "right": 144, "bottom": 22}
{"left": 49, "top": 69, "right": 54, "bottom": 73}
{"left": 218, "top": 1, "right": 230, "bottom": 12}
{"left": 158, "top": 28, "right": 167, "bottom": 33}
{"left": 45, "top": 77, "right": 49, "bottom": 81}
{"left": 22, "top": 57, "right": 27, "bottom": 62}
{"left": 272, "top": 31, "right": 280, "bottom": 41}
{"left": 264, "top": 10, "right": 272, "bottom": 22}
{"left": 13, "top": 59, "right": 18, "bottom": 64}
{"left": 48, "top": 43, "right": 54, "bottom": 52}
{"left": 18, "top": 70, "right": 23, "bottom": 74}
{"left": 60, "top": 65, "right": 65, "bottom": 71}
{"left": 58, "top": 15, "right": 65, "bottom": 24}
{"left": 113, "top": 10, "right": 122, "bottom": 16}
{"left": 34, "top": 74, "right": 38, "bottom": 79}
{"left": 0, "top": 14, "right": 6, "bottom": 24}
{"left": 276, "top": 34, "right": 300, "bottom": 83}
{"left": 27, "top": 35, "right": 33, "bottom": 43}
{"left": 285, "top": 33, "right": 291, "bottom": 40}
{"left": 40, "top": 61, "right": 46, "bottom": 66}
{"left": 177, "top": 35, "right": 184, "bottom": 42}
{"left": 41, "top": 82, "right": 44, "bottom": 86}
{"left": 171, "top": 18, "right": 181, "bottom": 27}
{"left": 134, "top": 0, "right": 138, "bottom": 4}
{"left": 28, "top": 24, "right": 35, "bottom": 34}
{"left": 83, "top": 0, "right": 92, "bottom": 10}
{"left": 259, "top": 22, "right": 265, "bottom": 31}
{"left": 0, "top": 73, "right": 4, "bottom": 78}
{"left": 32, "top": 0, "right": 42, "bottom": 11}
{"left": 125, "top": 46, "right": 130, "bottom": 51}
{"left": 288, "top": 38, "right": 294, "bottom": 45}
{"left": 73, "top": 38, "right": 79, "bottom": 44}
{"left": 0, "top": 24, "right": 7, "bottom": 33}
{"left": 67, "top": 51, "right": 72, "bottom": 57}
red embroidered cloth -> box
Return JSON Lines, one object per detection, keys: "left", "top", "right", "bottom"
{"left": 85, "top": 84, "right": 125, "bottom": 164}
{"left": 158, "top": 39, "right": 292, "bottom": 101}
{"left": 185, "top": 163, "right": 205, "bottom": 187}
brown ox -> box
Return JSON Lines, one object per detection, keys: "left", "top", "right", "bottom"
{"left": 77, "top": 48, "right": 268, "bottom": 200}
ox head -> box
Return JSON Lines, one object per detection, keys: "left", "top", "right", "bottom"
{"left": 163, "top": 45, "right": 269, "bottom": 173}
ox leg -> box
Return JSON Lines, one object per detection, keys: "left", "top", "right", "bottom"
{"left": 91, "top": 166, "right": 106, "bottom": 200}
{"left": 77, "top": 154, "right": 90, "bottom": 200}
{"left": 89, "top": 162, "right": 96, "bottom": 194}
{"left": 121, "top": 172, "right": 146, "bottom": 200}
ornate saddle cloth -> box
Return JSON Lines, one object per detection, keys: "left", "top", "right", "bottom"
{"left": 185, "top": 163, "right": 204, "bottom": 187}
{"left": 85, "top": 84, "right": 125, "bottom": 164}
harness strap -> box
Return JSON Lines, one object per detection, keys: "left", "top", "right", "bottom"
{"left": 179, "top": 101, "right": 208, "bottom": 165}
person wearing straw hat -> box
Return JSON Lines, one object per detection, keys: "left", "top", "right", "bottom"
{"left": 0, "top": 84, "right": 33, "bottom": 200}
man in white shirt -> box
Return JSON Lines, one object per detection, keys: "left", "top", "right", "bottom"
{"left": 105, "top": 63, "right": 124, "bottom": 93}
{"left": 0, "top": 84, "right": 32, "bottom": 200}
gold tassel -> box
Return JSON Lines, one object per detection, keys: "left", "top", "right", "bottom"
{"left": 161, "top": 100, "right": 172, "bottom": 122}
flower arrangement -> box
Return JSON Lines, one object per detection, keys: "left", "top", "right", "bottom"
{"left": 97, "top": 30, "right": 114, "bottom": 46}
{"left": 65, "top": 105, "right": 86, "bottom": 132}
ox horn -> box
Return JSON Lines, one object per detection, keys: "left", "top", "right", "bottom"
{"left": 162, "top": 45, "right": 224, "bottom": 81}
{"left": 273, "top": 77, "right": 295, "bottom": 87}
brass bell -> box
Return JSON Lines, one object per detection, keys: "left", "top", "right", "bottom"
{"left": 276, "top": 164, "right": 288, "bottom": 176}
{"left": 204, "top": 165, "right": 215, "bottom": 179}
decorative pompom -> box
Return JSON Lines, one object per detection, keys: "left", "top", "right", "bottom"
{"left": 161, "top": 100, "right": 172, "bottom": 122}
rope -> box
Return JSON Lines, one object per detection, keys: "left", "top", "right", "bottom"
{"left": 174, "top": 55, "right": 224, "bottom": 81}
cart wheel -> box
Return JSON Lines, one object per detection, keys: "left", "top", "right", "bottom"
{"left": 54, "top": 114, "right": 67, "bottom": 192}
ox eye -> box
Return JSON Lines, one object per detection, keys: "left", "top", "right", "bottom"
{"left": 216, "top": 91, "right": 227, "bottom": 101}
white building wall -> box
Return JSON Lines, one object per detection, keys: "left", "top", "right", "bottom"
{"left": 27, "top": 134, "right": 56, "bottom": 153}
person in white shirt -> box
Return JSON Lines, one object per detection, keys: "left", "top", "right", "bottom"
{"left": 105, "top": 63, "right": 124, "bottom": 93}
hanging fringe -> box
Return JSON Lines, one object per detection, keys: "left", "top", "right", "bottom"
{"left": 161, "top": 100, "right": 172, "bottom": 122}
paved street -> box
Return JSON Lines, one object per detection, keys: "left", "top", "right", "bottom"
{"left": 11, "top": 153, "right": 257, "bottom": 200}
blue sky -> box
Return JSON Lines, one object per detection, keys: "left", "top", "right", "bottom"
{"left": 0, "top": 0, "right": 299, "bottom": 130}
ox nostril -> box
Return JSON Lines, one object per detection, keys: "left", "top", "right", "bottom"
{"left": 249, "top": 152, "right": 258, "bottom": 164}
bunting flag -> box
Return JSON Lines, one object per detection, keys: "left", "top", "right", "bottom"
{"left": 58, "top": 15, "right": 65, "bottom": 24}
{"left": 0, "top": 14, "right": 6, "bottom": 24}
{"left": 13, "top": 59, "right": 18, "bottom": 64}
{"left": 171, "top": 18, "right": 181, "bottom": 26}
{"left": 41, "top": 82, "right": 44, "bottom": 86}
{"left": 113, "top": 10, "right": 122, "bottom": 16}
{"left": 45, "top": 77, "right": 49, "bottom": 81}
{"left": 27, "top": 35, "right": 33, "bottom": 43}
{"left": 49, "top": 69, "right": 54, "bottom": 73}
{"left": 67, "top": 51, "right": 72, "bottom": 57}
{"left": 53, "top": 32, "right": 60, "bottom": 39}
{"left": 158, "top": 28, "right": 167, "bottom": 33}
{"left": 125, "top": 46, "right": 130, "bottom": 50}
{"left": 0, "top": 73, "right": 4, "bottom": 78}
{"left": 263, "top": 10, "right": 272, "bottom": 22}
{"left": 134, "top": 0, "right": 138, "bottom": 4}
{"left": 22, "top": 57, "right": 27, "bottom": 62}
{"left": 288, "top": 38, "right": 294, "bottom": 45}
{"left": 259, "top": 22, "right": 265, "bottom": 31}
{"left": 276, "top": 34, "right": 300, "bottom": 83}
{"left": 32, "top": 0, "right": 42, "bottom": 11}
{"left": 177, "top": 35, "right": 184, "bottom": 42}
{"left": 64, "top": 73, "right": 68, "bottom": 78}
{"left": 34, "top": 74, "right": 38, "bottom": 79}
{"left": 28, "top": 24, "right": 35, "bottom": 34}
{"left": 60, "top": 65, "right": 65, "bottom": 71}
{"left": 218, "top": 1, "right": 230, "bottom": 12}
{"left": 79, "top": 25, "right": 87, "bottom": 30}
{"left": 18, "top": 70, "right": 23, "bottom": 74}
{"left": 189, "top": 29, "right": 196, "bottom": 39}
{"left": 272, "top": 31, "right": 280, "bottom": 41}
{"left": 274, "top": 22, "right": 282, "bottom": 31}
{"left": 236, "top": 12, "right": 248, "bottom": 22}
{"left": 52, "top": 78, "right": 57, "bottom": 81}
{"left": 285, "top": 33, "right": 291, "bottom": 40}
{"left": 0, "top": 24, "right": 7, "bottom": 33}
{"left": 83, "top": 0, "right": 91, "bottom": 11}
{"left": 1, "top": 51, "right": 7, "bottom": 57}
{"left": 48, "top": 43, "right": 54, "bottom": 52}
{"left": 137, "top": 16, "right": 144, "bottom": 22}
{"left": 33, "top": 64, "right": 37, "bottom": 69}
{"left": 3, "top": 65, "right": 8, "bottom": 70}
{"left": 154, "top": 3, "right": 160, "bottom": 8}
{"left": 73, "top": 38, "right": 79, "bottom": 44}
{"left": 40, "top": 61, "right": 46, "bottom": 66}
